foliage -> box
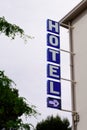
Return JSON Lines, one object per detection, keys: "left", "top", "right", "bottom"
{"left": 0, "top": 17, "right": 33, "bottom": 41}
{"left": 0, "top": 71, "right": 37, "bottom": 130}
{"left": 36, "top": 115, "right": 71, "bottom": 130}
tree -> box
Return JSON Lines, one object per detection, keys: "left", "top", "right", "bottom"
{"left": 0, "top": 71, "right": 37, "bottom": 130}
{"left": 0, "top": 17, "right": 37, "bottom": 129}
{"left": 0, "top": 16, "right": 33, "bottom": 41}
{"left": 35, "top": 115, "right": 71, "bottom": 130}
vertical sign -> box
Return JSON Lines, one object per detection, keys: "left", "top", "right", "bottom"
{"left": 46, "top": 19, "right": 61, "bottom": 109}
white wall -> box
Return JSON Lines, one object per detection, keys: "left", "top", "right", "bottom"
{"left": 72, "top": 9, "right": 87, "bottom": 130}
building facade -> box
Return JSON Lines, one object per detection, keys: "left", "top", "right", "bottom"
{"left": 60, "top": 0, "right": 87, "bottom": 130}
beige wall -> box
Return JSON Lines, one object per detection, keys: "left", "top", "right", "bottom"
{"left": 71, "top": 9, "right": 87, "bottom": 130}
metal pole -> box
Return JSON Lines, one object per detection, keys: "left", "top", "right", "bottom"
{"left": 68, "top": 22, "right": 77, "bottom": 130}
{"left": 61, "top": 109, "right": 77, "bottom": 114}
{"left": 61, "top": 77, "right": 76, "bottom": 84}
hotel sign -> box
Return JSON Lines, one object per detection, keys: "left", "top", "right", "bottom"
{"left": 46, "top": 19, "right": 61, "bottom": 109}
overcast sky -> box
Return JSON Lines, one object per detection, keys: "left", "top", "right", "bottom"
{"left": 0, "top": 0, "right": 81, "bottom": 128}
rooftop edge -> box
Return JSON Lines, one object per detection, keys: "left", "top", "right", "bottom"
{"left": 59, "top": 0, "right": 87, "bottom": 28}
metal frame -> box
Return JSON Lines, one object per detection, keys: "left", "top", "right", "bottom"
{"left": 59, "top": 21, "right": 79, "bottom": 130}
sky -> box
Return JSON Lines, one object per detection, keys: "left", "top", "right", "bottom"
{"left": 0, "top": 0, "right": 81, "bottom": 128}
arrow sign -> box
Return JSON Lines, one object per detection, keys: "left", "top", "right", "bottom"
{"left": 47, "top": 97, "right": 61, "bottom": 109}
